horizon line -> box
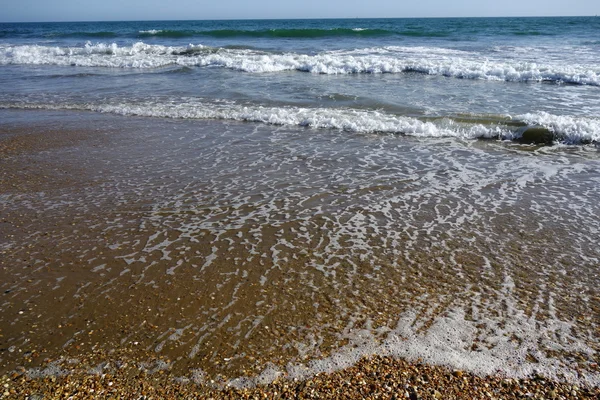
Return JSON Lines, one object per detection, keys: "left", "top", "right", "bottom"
{"left": 0, "top": 14, "right": 595, "bottom": 24}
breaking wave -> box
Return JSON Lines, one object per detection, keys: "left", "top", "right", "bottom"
{"left": 1, "top": 42, "right": 598, "bottom": 85}
{"left": 1, "top": 99, "right": 598, "bottom": 144}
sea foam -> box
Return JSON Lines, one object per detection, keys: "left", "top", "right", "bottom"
{"left": 244, "top": 304, "right": 599, "bottom": 388}
{"left": 1, "top": 43, "right": 598, "bottom": 85}
{"left": 2, "top": 99, "right": 599, "bottom": 144}
{"left": 138, "top": 29, "right": 163, "bottom": 35}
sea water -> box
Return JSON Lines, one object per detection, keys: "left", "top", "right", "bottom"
{"left": 1, "top": 17, "right": 600, "bottom": 142}
{"left": 0, "top": 17, "right": 599, "bottom": 387}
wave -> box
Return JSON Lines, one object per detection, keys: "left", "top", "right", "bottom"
{"left": 138, "top": 29, "right": 197, "bottom": 38}
{"left": 135, "top": 28, "right": 451, "bottom": 39}
{"left": 396, "top": 30, "right": 450, "bottom": 38}
{"left": 511, "top": 30, "right": 551, "bottom": 36}
{"left": 1, "top": 43, "right": 598, "bottom": 86}
{"left": 0, "top": 27, "right": 438, "bottom": 40}
{"left": 44, "top": 31, "right": 118, "bottom": 38}
{"left": 0, "top": 29, "right": 34, "bottom": 38}
{"left": 138, "top": 29, "right": 162, "bottom": 35}
{"left": 0, "top": 27, "right": 472, "bottom": 40}
{"left": 138, "top": 28, "right": 396, "bottom": 39}
{"left": 1, "top": 99, "right": 598, "bottom": 144}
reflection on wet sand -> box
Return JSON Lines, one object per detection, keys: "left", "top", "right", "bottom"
{"left": 0, "top": 111, "right": 599, "bottom": 387}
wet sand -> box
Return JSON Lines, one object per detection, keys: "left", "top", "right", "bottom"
{"left": 1, "top": 110, "right": 599, "bottom": 396}
{"left": 3, "top": 355, "right": 600, "bottom": 399}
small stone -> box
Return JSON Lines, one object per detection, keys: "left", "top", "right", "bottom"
{"left": 408, "top": 388, "right": 419, "bottom": 400}
{"left": 452, "top": 370, "right": 464, "bottom": 378}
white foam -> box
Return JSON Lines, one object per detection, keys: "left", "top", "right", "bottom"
{"left": 226, "top": 301, "right": 599, "bottom": 388}
{"left": 518, "top": 112, "right": 600, "bottom": 143}
{"left": 3, "top": 99, "right": 598, "bottom": 144}
{"left": 139, "top": 30, "right": 163, "bottom": 35}
{"left": 1, "top": 43, "right": 598, "bottom": 85}
{"left": 26, "top": 360, "right": 68, "bottom": 379}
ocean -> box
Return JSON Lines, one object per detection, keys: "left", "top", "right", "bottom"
{"left": 1, "top": 17, "right": 600, "bottom": 141}
{"left": 0, "top": 17, "right": 599, "bottom": 387}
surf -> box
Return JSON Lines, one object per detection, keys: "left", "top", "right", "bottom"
{"left": 2, "top": 99, "right": 598, "bottom": 145}
{"left": 1, "top": 43, "right": 598, "bottom": 86}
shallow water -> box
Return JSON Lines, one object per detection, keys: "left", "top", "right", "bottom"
{"left": 0, "top": 110, "right": 598, "bottom": 386}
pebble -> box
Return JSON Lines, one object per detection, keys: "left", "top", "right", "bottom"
{"left": 3, "top": 354, "right": 600, "bottom": 399}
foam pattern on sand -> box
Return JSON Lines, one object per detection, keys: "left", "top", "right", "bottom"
{"left": 1, "top": 116, "right": 598, "bottom": 387}
{"left": 233, "top": 274, "right": 599, "bottom": 388}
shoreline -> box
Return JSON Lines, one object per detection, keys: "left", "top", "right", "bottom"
{"left": 4, "top": 355, "right": 599, "bottom": 399}
{"left": 1, "top": 111, "right": 599, "bottom": 396}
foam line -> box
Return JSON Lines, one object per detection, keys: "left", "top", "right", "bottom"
{"left": 1, "top": 43, "right": 598, "bottom": 85}
{"left": 1, "top": 100, "right": 598, "bottom": 144}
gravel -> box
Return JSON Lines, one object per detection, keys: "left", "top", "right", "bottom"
{"left": 3, "top": 355, "right": 599, "bottom": 399}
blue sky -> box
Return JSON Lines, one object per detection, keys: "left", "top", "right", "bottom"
{"left": 1, "top": 0, "right": 598, "bottom": 22}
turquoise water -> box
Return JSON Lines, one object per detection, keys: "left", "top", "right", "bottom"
{"left": 1, "top": 17, "right": 599, "bottom": 143}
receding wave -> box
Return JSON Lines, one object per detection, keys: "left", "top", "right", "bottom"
{"left": 1, "top": 43, "right": 598, "bottom": 86}
{"left": 1, "top": 99, "right": 598, "bottom": 144}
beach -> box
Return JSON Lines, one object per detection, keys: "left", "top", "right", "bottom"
{"left": 5, "top": 356, "right": 600, "bottom": 398}
{"left": 1, "top": 16, "right": 600, "bottom": 397}
{"left": 1, "top": 109, "right": 599, "bottom": 398}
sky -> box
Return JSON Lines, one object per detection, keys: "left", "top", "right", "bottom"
{"left": 0, "top": 0, "right": 598, "bottom": 22}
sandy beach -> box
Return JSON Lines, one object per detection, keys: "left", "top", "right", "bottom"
{"left": 4, "top": 355, "right": 600, "bottom": 399}
{"left": 1, "top": 110, "right": 599, "bottom": 398}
